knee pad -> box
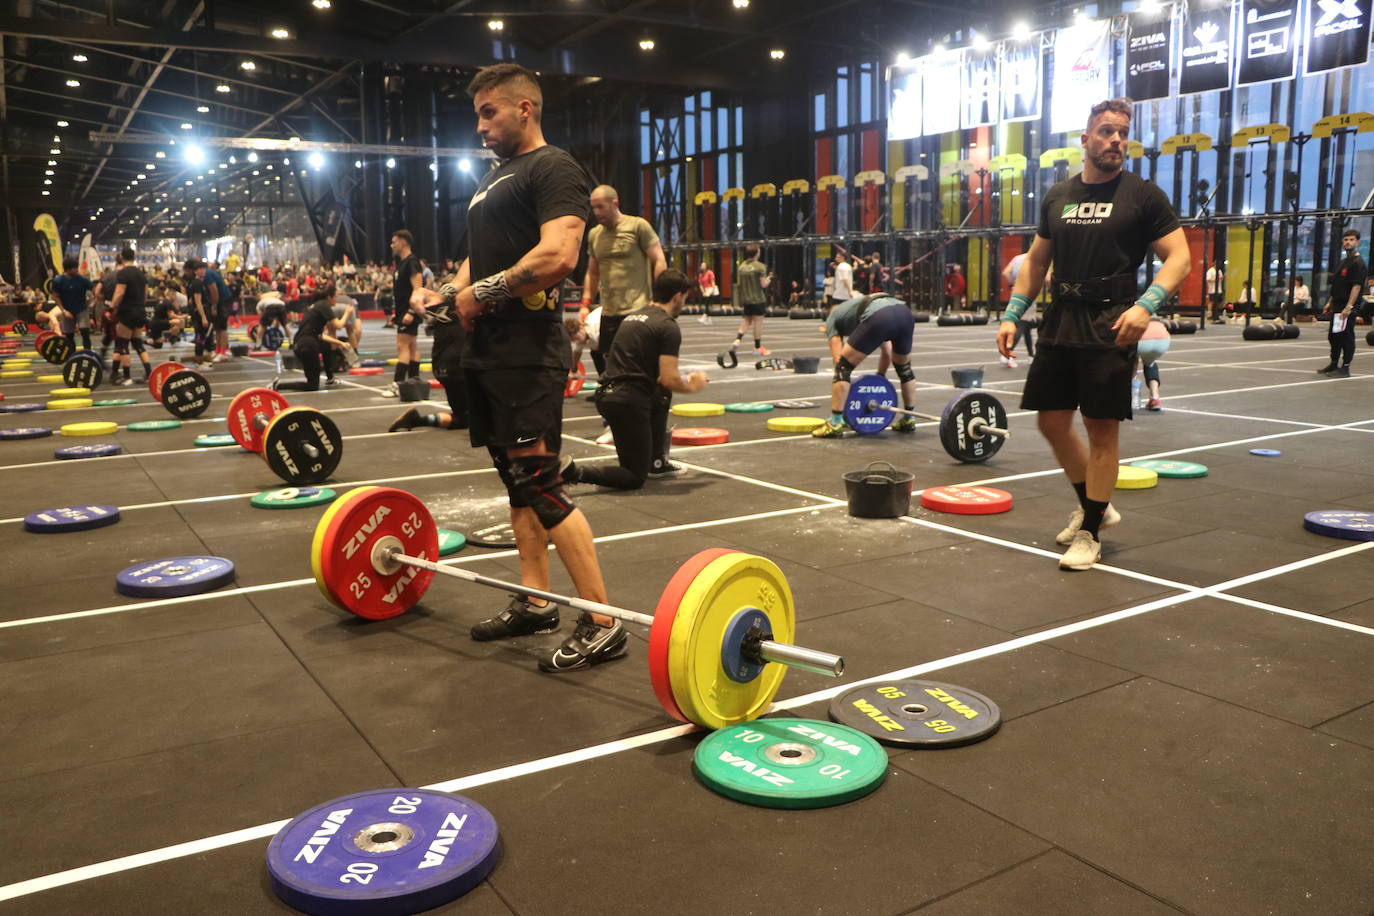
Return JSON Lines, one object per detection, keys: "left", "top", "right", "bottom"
{"left": 130, "top": 337, "right": 145, "bottom": 354}
{"left": 833, "top": 355, "right": 856, "bottom": 384}
{"left": 487, "top": 447, "right": 520, "bottom": 505}
{"left": 114, "top": 338, "right": 129, "bottom": 355}
{"left": 1143, "top": 362, "right": 1160, "bottom": 385}
{"left": 510, "top": 455, "right": 576, "bottom": 530}
{"left": 895, "top": 360, "right": 916, "bottom": 384}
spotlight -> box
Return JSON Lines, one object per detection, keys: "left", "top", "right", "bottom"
{"left": 487, "top": 19, "right": 504, "bottom": 30}
{"left": 66, "top": 79, "right": 80, "bottom": 88}
{"left": 270, "top": 27, "right": 290, "bottom": 38}
{"left": 240, "top": 60, "right": 256, "bottom": 71}
{"left": 769, "top": 48, "right": 785, "bottom": 60}
{"left": 180, "top": 122, "right": 193, "bottom": 130}
{"left": 308, "top": 152, "right": 325, "bottom": 169}
{"left": 56, "top": 119, "right": 69, "bottom": 127}
{"left": 185, "top": 143, "right": 205, "bottom": 165}
{"left": 312, "top": 0, "right": 330, "bottom": 8}
{"left": 72, "top": 53, "right": 88, "bottom": 62}
{"left": 196, "top": 105, "right": 210, "bottom": 113}
{"left": 1013, "top": 22, "right": 1031, "bottom": 40}
{"left": 385, "top": 157, "right": 396, "bottom": 168}
{"left": 638, "top": 38, "right": 655, "bottom": 50}
{"left": 247, "top": 151, "right": 259, "bottom": 163}
{"left": 216, "top": 84, "right": 231, "bottom": 93}
{"left": 155, "top": 151, "right": 166, "bottom": 158}
{"left": 458, "top": 158, "right": 472, "bottom": 172}
{"left": 354, "top": 159, "right": 362, "bottom": 168}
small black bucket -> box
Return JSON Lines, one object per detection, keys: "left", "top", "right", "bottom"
{"left": 843, "top": 461, "right": 915, "bottom": 518}
{"left": 792, "top": 355, "right": 820, "bottom": 373}
{"left": 950, "top": 367, "right": 984, "bottom": 388}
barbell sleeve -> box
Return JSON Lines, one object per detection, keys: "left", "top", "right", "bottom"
{"left": 379, "top": 546, "right": 845, "bottom": 677}
{"left": 865, "top": 400, "right": 1010, "bottom": 439}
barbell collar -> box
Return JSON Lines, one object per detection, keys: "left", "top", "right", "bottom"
{"left": 968, "top": 417, "right": 1010, "bottom": 439}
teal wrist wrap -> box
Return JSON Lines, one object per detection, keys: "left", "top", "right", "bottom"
{"left": 1136, "top": 283, "right": 1168, "bottom": 315}
{"left": 1004, "top": 293, "right": 1032, "bottom": 322}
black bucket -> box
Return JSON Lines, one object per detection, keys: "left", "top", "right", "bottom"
{"left": 843, "top": 461, "right": 915, "bottom": 518}
{"left": 793, "top": 355, "right": 819, "bottom": 374}
{"left": 950, "top": 367, "right": 984, "bottom": 388}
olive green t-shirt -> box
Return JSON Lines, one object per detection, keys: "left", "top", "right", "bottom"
{"left": 734, "top": 259, "right": 767, "bottom": 306}
{"left": 588, "top": 215, "right": 659, "bottom": 316}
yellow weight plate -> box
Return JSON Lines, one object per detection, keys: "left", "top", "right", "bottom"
{"left": 48, "top": 398, "right": 93, "bottom": 410}
{"left": 60, "top": 421, "right": 119, "bottom": 436}
{"left": 766, "top": 415, "right": 825, "bottom": 432}
{"left": 310, "top": 485, "right": 378, "bottom": 608}
{"left": 38, "top": 374, "right": 65, "bottom": 383}
{"left": 420, "top": 362, "right": 432, "bottom": 371}
{"left": 1115, "top": 465, "right": 1159, "bottom": 490}
{"left": 0, "top": 370, "right": 34, "bottom": 379}
{"left": 50, "top": 387, "right": 91, "bottom": 397}
{"left": 12, "top": 351, "right": 38, "bottom": 359}
{"left": 668, "top": 552, "right": 795, "bottom": 729}
{"left": 671, "top": 402, "right": 726, "bottom": 418}
{"left": 386, "top": 358, "right": 399, "bottom": 365}
{"left": 4, "top": 360, "right": 33, "bottom": 368}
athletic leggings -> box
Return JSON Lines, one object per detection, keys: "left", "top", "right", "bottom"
{"left": 1328, "top": 318, "right": 1356, "bottom": 367}
{"left": 576, "top": 388, "right": 669, "bottom": 490}
{"left": 275, "top": 343, "right": 332, "bottom": 391}
{"left": 591, "top": 313, "right": 627, "bottom": 376}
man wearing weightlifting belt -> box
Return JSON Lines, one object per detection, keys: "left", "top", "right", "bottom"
{"left": 813, "top": 293, "right": 919, "bottom": 438}
{"left": 451, "top": 62, "right": 621, "bottom": 673}
{"left": 562, "top": 269, "right": 706, "bottom": 489}
{"left": 997, "top": 98, "right": 1190, "bottom": 570}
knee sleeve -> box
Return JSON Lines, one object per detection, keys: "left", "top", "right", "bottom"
{"left": 833, "top": 355, "right": 856, "bottom": 384}
{"left": 1143, "top": 362, "right": 1160, "bottom": 385}
{"left": 114, "top": 338, "right": 129, "bottom": 355}
{"left": 895, "top": 360, "right": 916, "bottom": 384}
{"left": 131, "top": 337, "right": 146, "bottom": 354}
{"left": 485, "top": 447, "right": 520, "bottom": 504}
{"left": 510, "top": 455, "right": 576, "bottom": 530}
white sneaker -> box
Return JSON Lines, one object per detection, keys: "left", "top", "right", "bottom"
{"left": 1055, "top": 503, "right": 1121, "bottom": 545}
{"left": 213, "top": 352, "right": 230, "bottom": 363}
{"left": 595, "top": 429, "right": 614, "bottom": 446}
{"left": 1059, "top": 530, "right": 1102, "bottom": 570}
{"left": 1003, "top": 356, "right": 1018, "bottom": 368}
{"left": 379, "top": 381, "right": 399, "bottom": 398}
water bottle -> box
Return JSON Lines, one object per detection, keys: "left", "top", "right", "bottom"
{"left": 1132, "top": 379, "right": 1143, "bottom": 408}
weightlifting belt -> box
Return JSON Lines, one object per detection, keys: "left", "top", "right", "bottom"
{"left": 1051, "top": 273, "right": 1137, "bottom": 304}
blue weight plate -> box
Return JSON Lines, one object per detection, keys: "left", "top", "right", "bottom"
{"left": 1303, "top": 510, "right": 1374, "bottom": 542}
{"left": 114, "top": 556, "right": 236, "bottom": 598}
{"left": 360, "top": 359, "right": 388, "bottom": 367}
{"left": 0, "top": 426, "right": 53, "bottom": 440}
{"left": 266, "top": 788, "right": 500, "bottom": 916}
{"left": 54, "top": 442, "right": 123, "bottom": 460}
{"left": 1249, "top": 448, "right": 1282, "bottom": 457}
{"left": 842, "top": 374, "right": 898, "bottom": 435}
{"left": 24, "top": 504, "right": 121, "bottom": 533}
{"left": 0, "top": 403, "right": 46, "bottom": 413}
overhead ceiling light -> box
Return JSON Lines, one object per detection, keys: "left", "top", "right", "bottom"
{"left": 185, "top": 180, "right": 194, "bottom": 186}
{"left": 354, "top": 159, "right": 362, "bottom": 168}
{"left": 487, "top": 18, "right": 504, "bottom": 30}
{"left": 972, "top": 32, "right": 990, "bottom": 51}
{"left": 247, "top": 151, "right": 259, "bottom": 163}
{"left": 895, "top": 51, "right": 911, "bottom": 66}
{"left": 155, "top": 151, "right": 166, "bottom": 159}
{"left": 312, "top": 0, "right": 331, "bottom": 8}
{"left": 385, "top": 157, "right": 396, "bottom": 168}
{"left": 45, "top": 170, "right": 54, "bottom": 176}
{"left": 65, "top": 79, "right": 80, "bottom": 88}
{"left": 769, "top": 48, "right": 785, "bottom": 60}
{"left": 932, "top": 42, "right": 946, "bottom": 54}
{"left": 270, "top": 27, "right": 290, "bottom": 38}
{"left": 240, "top": 60, "right": 256, "bottom": 71}
{"left": 53, "top": 135, "right": 61, "bottom": 142}
{"left": 733, "top": 0, "right": 749, "bottom": 7}
{"left": 50, "top": 148, "right": 61, "bottom": 155}
{"left": 252, "top": 170, "right": 260, "bottom": 176}
{"left": 43, "top": 179, "right": 52, "bottom": 185}
{"left": 215, "top": 84, "right": 231, "bottom": 94}
{"left": 228, "top": 155, "right": 237, "bottom": 164}
{"left": 180, "top": 122, "right": 193, "bottom": 130}
{"left": 42, "top": 190, "right": 50, "bottom": 196}
{"left": 137, "top": 173, "right": 146, "bottom": 179}
{"left": 638, "top": 37, "right": 655, "bottom": 50}
{"left": 282, "top": 156, "right": 290, "bottom": 165}
{"left": 1139, "top": 0, "right": 1161, "bottom": 11}
{"left": 458, "top": 158, "right": 472, "bottom": 172}
{"left": 48, "top": 160, "right": 56, "bottom": 166}
{"left": 196, "top": 105, "right": 209, "bottom": 113}
{"left": 72, "top": 53, "right": 87, "bottom": 62}
{"left": 56, "top": 119, "right": 69, "bottom": 128}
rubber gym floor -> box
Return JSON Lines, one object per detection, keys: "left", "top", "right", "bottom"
{"left": 2, "top": 314, "right": 1373, "bottom": 916}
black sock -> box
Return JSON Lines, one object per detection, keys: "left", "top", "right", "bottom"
{"left": 409, "top": 360, "right": 422, "bottom": 379}
{"left": 393, "top": 362, "right": 407, "bottom": 383}
{"left": 1081, "top": 498, "right": 1109, "bottom": 537}
{"left": 1071, "top": 481, "right": 1087, "bottom": 508}
{"left": 122, "top": 364, "right": 130, "bottom": 379}
{"left": 754, "top": 338, "right": 762, "bottom": 349}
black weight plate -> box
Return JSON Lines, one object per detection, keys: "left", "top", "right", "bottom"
{"left": 38, "top": 333, "right": 73, "bottom": 365}
{"left": 160, "top": 369, "right": 213, "bottom": 419}
{"left": 262, "top": 406, "right": 343, "bottom": 485}
{"left": 829, "top": 679, "right": 1001, "bottom": 748}
{"left": 63, "top": 351, "right": 104, "bottom": 389}
{"left": 716, "top": 349, "right": 738, "bottom": 369}
{"left": 467, "top": 521, "right": 517, "bottom": 549}
{"left": 938, "top": 390, "right": 1007, "bottom": 463}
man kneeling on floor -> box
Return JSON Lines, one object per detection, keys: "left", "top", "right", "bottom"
{"left": 813, "top": 293, "right": 919, "bottom": 438}
{"left": 563, "top": 269, "right": 707, "bottom": 489}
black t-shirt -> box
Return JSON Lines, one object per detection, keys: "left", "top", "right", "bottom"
{"left": 393, "top": 255, "right": 421, "bottom": 319}
{"left": 185, "top": 277, "right": 207, "bottom": 319}
{"left": 1329, "top": 253, "right": 1368, "bottom": 308}
{"left": 98, "top": 270, "right": 117, "bottom": 302}
{"left": 1037, "top": 170, "right": 1179, "bottom": 348}
{"left": 152, "top": 298, "right": 173, "bottom": 322}
{"left": 463, "top": 144, "right": 594, "bottom": 370}
{"left": 295, "top": 299, "right": 335, "bottom": 347}
{"left": 115, "top": 265, "right": 147, "bottom": 315}
{"left": 602, "top": 305, "right": 681, "bottom": 396}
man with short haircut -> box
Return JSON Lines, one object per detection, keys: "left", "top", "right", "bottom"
{"left": 812, "top": 293, "right": 919, "bottom": 438}
{"left": 1319, "top": 230, "right": 1367, "bottom": 377}
{"left": 383, "top": 229, "right": 425, "bottom": 397}
{"left": 832, "top": 251, "right": 854, "bottom": 304}
{"left": 50, "top": 257, "right": 93, "bottom": 351}
{"left": 108, "top": 247, "right": 153, "bottom": 385}
{"left": 450, "top": 62, "right": 618, "bottom": 673}
{"left": 580, "top": 184, "right": 666, "bottom": 378}
{"left": 727, "top": 244, "right": 773, "bottom": 356}
{"left": 996, "top": 97, "right": 1191, "bottom": 570}
{"left": 564, "top": 269, "right": 706, "bottom": 489}
{"left": 203, "top": 260, "right": 233, "bottom": 361}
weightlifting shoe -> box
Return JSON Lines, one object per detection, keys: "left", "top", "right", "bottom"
{"left": 538, "top": 614, "right": 628, "bottom": 672}
{"left": 892, "top": 415, "right": 918, "bottom": 432}
{"left": 470, "top": 597, "right": 560, "bottom": 642}
{"left": 388, "top": 406, "right": 425, "bottom": 432}
{"left": 1317, "top": 362, "right": 1338, "bottom": 374}
{"left": 1055, "top": 503, "right": 1121, "bottom": 545}
{"left": 1059, "top": 530, "right": 1102, "bottom": 571}
{"left": 811, "top": 419, "right": 848, "bottom": 438}
{"left": 1332, "top": 366, "right": 1351, "bottom": 377}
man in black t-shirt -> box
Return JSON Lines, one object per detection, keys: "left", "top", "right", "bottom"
{"left": 563, "top": 269, "right": 706, "bottom": 490}
{"left": 996, "top": 98, "right": 1191, "bottom": 571}
{"left": 184, "top": 260, "right": 214, "bottom": 368}
{"left": 108, "top": 247, "right": 153, "bottom": 385}
{"left": 447, "top": 63, "right": 618, "bottom": 674}
{"left": 273, "top": 285, "right": 350, "bottom": 391}
{"left": 1318, "top": 229, "right": 1367, "bottom": 378}
{"left": 383, "top": 230, "right": 425, "bottom": 397}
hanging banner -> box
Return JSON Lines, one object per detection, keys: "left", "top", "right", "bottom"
{"left": 1238, "top": 0, "right": 1300, "bottom": 84}
{"left": 923, "top": 52, "right": 963, "bottom": 136}
{"left": 1305, "top": 0, "right": 1371, "bottom": 74}
{"left": 1050, "top": 20, "right": 1111, "bottom": 135}
{"left": 962, "top": 47, "right": 999, "bottom": 129}
{"left": 1180, "top": 0, "right": 1234, "bottom": 94}
{"left": 1000, "top": 39, "right": 1042, "bottom": 122}
{"left": 888, "top": 60, "right": 924, "bottom": 140}
{"left": 1127, "top": 9, "right": 1173, "bottom": 101}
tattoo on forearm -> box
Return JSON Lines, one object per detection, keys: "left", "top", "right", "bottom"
{"left": 511, "top": 267, "right": 538, "bottom": 288}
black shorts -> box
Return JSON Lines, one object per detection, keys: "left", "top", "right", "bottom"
{"left": 849, "top": 306, "right": 915, "bottom": 357}
{"left": 116, "top": 309, "right": 146, "bottom": 331}
{"left": 260, "top": 304, "right": 286, "bottom": 325}
{"left": 211, "top": 308, "right": 229, "bottom": 331}
{"left": 742, "top": 301, "right": 767, "bottom": 317}
{"left": 394, "top": 314, "right": 419, "bottom": 336}
{"left": 148, "top": 320, "right": 171, "bottom": 339}
{"left": 466, "top": 366, "right": 565, "bottom": 452}
{"left": 1021, "top": 343, "right": 1135, "bottom": 421}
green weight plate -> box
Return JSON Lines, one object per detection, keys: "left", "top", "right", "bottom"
{"left": 724, "top": 402, "right": 775, "bottom": 413}
{"left": 92, "top": 398, "right": 138, "bottom": 407}
{"left": 1129, "top": 459, "right": 1209, "bottom": 478}
{"left": 250, "top": 486, "right": 338, "bottom": 509}
{"left": 693, "top": 717, "right": 888, "bottom": 809}
{"left": 194, "top": 433, "right": 239, "bottom": 448}
{"left": 127, "top": 420, "right": 183, "bottom": 432}
{"left": 583, "top": 380, "right": 599, "bottom": 391}
{"left": 438, "top": 528, "right": 467, "bottom": 557}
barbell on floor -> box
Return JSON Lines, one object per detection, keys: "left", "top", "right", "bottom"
{"left": 311, "top": 486, "right": 845, "bottom": 729}
{"left": 227, "top": 386, "right": 343, "bottom": 485}
{"left": 843, "top": 374, "right": 1011, "bottom": 463}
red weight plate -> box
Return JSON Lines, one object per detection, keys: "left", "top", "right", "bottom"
{"left": 919, "top": 485, "right": 1013, "bottom": 515}
{"left": 147, "top": 361, "right": 186, "bottom": 401}
{"left": 648, "top": 548, "right": 744, "bottom": 724}
{"left": 671, "top": 427, "right": 729, "bottom": 446}
{"left": 34, "top": 330, "right": 54, "bottom": 348}
{"left": 248, "top": 350, "right": 275, "bottom": 358}
{"left": 564, "top": 363, "right": 586, "bottom": 397}
{"left": 349, "top": 366, "right": 384, "bottom": 375}
{"left": 317, "top": 486, "right": 439, "bottom": 620}
{"left": 226, "top": 386, "right": 290, "bottom": 453}
{"left": 429, "top": 378, "right": 443, "bottom": 389}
